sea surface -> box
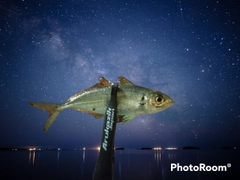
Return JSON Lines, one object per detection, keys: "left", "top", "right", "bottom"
{"left": 0, "top": 149, "right": 239, "bottom": 180}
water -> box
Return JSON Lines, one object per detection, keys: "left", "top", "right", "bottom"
{"left": 0, "top": 149, "right": 239, "bottom": 180}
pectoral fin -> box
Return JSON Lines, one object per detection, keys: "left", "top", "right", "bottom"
{"left": 118, "top": 114, "right": 136, "bottom": 123}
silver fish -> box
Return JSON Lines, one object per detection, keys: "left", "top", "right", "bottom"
{"left": 29, "top": 77, "right": 174, "bottom": 132}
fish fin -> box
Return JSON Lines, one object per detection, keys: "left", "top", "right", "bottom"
{"left": 118, "top": 114, "right": 136, "bottom": 123}
{"left": 71, "top": 108, "right": 104, "bottom": 119}
{"left": 118, "top": 77, "right": 135, "bottom": 85}
{"left": 91, "top": 113, "right": 104, "bottom": 119}
{"left": 43, "top": 111, "right": 61, "bottom": 132}
{"left": 28, "top": 102, "right": 62, "bottom": 132}
{"left": 98, "top": 76, "right": 111, "bottom": 86}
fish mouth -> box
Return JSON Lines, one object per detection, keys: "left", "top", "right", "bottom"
{"left": 167, "top": 99, "right": 175, "bottom": 107}
{"left": 162, "top": 98, "right": 174, "bottom": 108}
{"left": 169, "top": 99, "right": 175, "bottom": 105}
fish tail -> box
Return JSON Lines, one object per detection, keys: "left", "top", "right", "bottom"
{"left": 28, "top": 102, "right": 62, "bottom": 132}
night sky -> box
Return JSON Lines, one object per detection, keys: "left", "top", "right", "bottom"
{"left": 1, "top": 0, "right": 239, "bottom": 149}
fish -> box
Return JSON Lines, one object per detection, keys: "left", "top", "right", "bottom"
{"left": 29, "top": 77, "right": 174, "bottom": 132}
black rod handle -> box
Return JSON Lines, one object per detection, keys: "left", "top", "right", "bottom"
{"left": 92, "top": 83, "right": 118, "bottom": 180}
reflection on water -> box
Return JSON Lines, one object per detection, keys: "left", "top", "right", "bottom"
{"left": 28, "top": 149, "right": 61, "bottom": 165}
{"left": 0, "top": 149, "right": 238, "bottom": 180}
{"left": 57, "top": 151, "right": 60, "bottom": 162}
{"left": 167, "top": 150, "right": 176, "bottom": 161}
{"left": 28, "top": 150, "right": 35, "bottom": 165}
{"left": 114, "top": 149, "right": 180, "bottom": 180}
{"left": 154, "top": 149, "right": 162, "bottom": 162}
{"left": 81, "top": 149, "right": 85, "bottom": 177}
{"left": 82, "top": 149, "right": 85, "bottom": 162}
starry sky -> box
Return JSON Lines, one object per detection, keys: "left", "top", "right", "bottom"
{"left": 0, "top": 0, "right": 239, "bottom": 149}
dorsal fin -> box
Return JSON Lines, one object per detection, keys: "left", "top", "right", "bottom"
{"left": 118, "top": 77, "right": 134, "bottom": 85}
{"left": 98, "top": 76, "right": 111, "bottom": 86}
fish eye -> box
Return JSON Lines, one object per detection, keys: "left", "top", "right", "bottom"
{"left": 155, "top": 96, "right": 162, "bottom": 103}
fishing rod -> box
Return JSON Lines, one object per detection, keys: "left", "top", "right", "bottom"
{"left": 92, "top": 83, "right": 118, "bottom": 180}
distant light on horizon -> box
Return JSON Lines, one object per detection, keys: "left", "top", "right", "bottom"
{"left": 165, "top": 147, "right": 178, "bottom": 150}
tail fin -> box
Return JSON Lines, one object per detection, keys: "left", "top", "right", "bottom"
{"left": 28, "top": 102, "right": 62, "bottom": 132}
